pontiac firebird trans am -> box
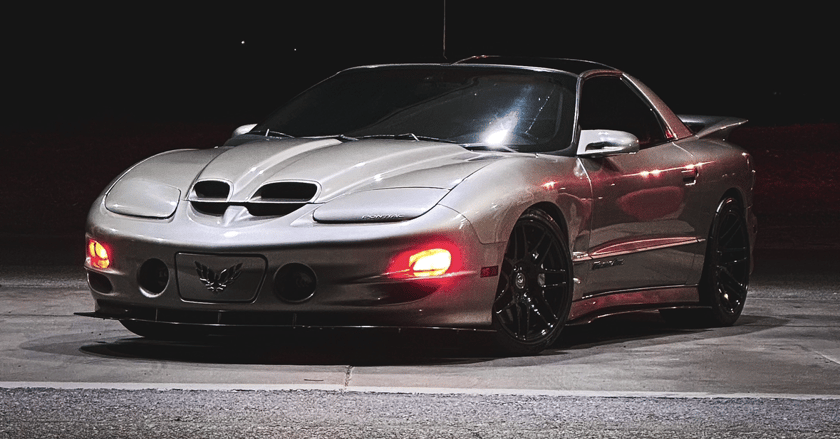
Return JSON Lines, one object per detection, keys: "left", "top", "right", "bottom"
{"left": 79, "top": 57, "right": 756, "bottom": 355}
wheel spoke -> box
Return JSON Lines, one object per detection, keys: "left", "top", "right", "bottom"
{"left": 532, "top": 232, "right": 557, "bottom": 265}
{"left": 530, "top": 292, "right": 558, "bottom": 327}
{"left": 515, "top": 225, "right": 528, "bottom": 260}
{"left": 719, "top": 268, "right": 748, "bottom": 303}
{"left": 494, "top": 290, "right": 516, "bottom": 312}
{"left": 494, "top": 267, "right": 517, "bottom": 308}
{"left": 721, "top": 246, "right": 747, "bottom": 254}
{"left": 502, "top": 256, "right": 517, "bottom": 272}
{"left": 719, "top": 216, "right": 743, "bottom": 248}
{"left": 513, "top": 294, "right": 551, "bottom": 340}
{"left": 530, "top": 232, "right": 548, "bottom": 261}
{"left": 722, "top": 256, "right": 748, "bottom": 270}
{"left": 540, "top": 267, "right": 566, "bottom": 275}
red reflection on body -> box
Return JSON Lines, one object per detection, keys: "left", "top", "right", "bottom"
{"left": 617, "top": 186, "right": 685, "bottom": 221}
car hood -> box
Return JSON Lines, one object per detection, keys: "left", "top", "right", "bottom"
{"left": 104, "top": 138, "right": 502, "bottom": 219}
{"left": 197, "top": 138, "right": 495, "bottom": 202}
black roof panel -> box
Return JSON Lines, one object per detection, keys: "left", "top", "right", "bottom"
{"left": 454, "top": 56, "right": 617, "bottom": 75}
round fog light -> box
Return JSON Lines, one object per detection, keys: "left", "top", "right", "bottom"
{"left": 274, "top": 263, "right": 317, "bottom": 303}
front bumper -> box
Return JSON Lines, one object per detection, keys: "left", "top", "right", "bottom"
{"left": 83, "top": 203, "right": 506, "bottom": 329}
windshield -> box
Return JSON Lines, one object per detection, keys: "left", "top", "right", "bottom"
{"left": 253, "top": 65, "right": 577, "bottom": 153}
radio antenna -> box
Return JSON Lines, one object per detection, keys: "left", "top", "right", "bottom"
{"left": 442, "top": 0, "right": 447, "bottom": 59}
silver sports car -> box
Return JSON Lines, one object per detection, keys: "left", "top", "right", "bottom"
{"left": 80, "top": 57, "right": 756, "bottom": 354}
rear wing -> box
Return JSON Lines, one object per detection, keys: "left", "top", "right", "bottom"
{"left": 678, "top": 115, "right": 747, "bottom": 141}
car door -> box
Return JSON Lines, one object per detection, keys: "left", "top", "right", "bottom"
{"left": 577, "top": 74, "right": 701, "bottom": 296}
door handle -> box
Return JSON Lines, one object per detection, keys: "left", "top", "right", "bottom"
{"left": 682, "top": 166, "right": 698, "bottom": 185}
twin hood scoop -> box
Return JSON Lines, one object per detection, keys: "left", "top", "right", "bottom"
{"left": 185, "top": 137, "right": 500, "bottom": 220}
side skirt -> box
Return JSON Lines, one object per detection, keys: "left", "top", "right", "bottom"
{"left": 567, "top": 286, "right": 703, "bottom": 325}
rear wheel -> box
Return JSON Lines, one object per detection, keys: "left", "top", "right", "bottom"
{"left": 492, "top": 209, "right": 572, "bottom": 355}
{"left": 701, "top": 197, "right": 751, "bottom": 325}
{"left": 661, "top": 196, "right": 751, "bottom": 326}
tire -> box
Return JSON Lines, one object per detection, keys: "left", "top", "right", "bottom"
{"left": 120, "top": 320, "right": 208, "bottom": 340}
{"left": 698, "top": 196, "right": 751, "bottom": 326}
{"left": 491, "top": 209, "right": 573, "bottom": 355}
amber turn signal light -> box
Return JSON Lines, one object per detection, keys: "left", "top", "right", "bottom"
{"left": 387, "top": 247, "right": 454, "bottom": 279}
{"left": 87, "top": 240, "right": 110, "bottom": 269}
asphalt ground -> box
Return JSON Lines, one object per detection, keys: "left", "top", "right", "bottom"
{"left": 2, "top": 389, "right": 839, "bottom": 438}
{"left": 1, "top": 241, "right": 838, "bottom": 437}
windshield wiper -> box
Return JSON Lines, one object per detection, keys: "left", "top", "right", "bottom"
{"left": 333, "top": 134, "right": 359, "bottom": 142}
{"left": 261, "top": 129, "right": 295, "bottom": 139}
{"left": 462, "top": 143, "right": 518, "bottom": 153}
{"left": 353, "top": 133, "right": 518, "bottom": 152}
{"left": 355, "top": 133, "right": 460, "bottom": 144}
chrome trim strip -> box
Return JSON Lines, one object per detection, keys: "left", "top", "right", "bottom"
{"left": 579, "top": 283, "right": 692, "bottom": 301}
{"left": 588, "top": 236, "right": 703, "bottom": 260}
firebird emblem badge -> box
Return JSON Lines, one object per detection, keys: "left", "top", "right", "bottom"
{"left": 194, "top": 262, "right": 243, "bottom": 294}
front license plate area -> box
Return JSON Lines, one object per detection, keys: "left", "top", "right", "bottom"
{"left": 176, "top": 253, "right": 267, "bottom": 303}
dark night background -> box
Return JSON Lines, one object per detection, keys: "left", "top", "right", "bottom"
{"left": 2, "top": 2, "right": 838, "bottom": 246}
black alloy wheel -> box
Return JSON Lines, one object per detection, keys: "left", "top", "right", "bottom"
{"left": 660, "top": 196, "right": 751, "bottom": 327}
{"left": 701, "top": 196, "right": 751, "bottom": 325}
{"left": 492, "top": 209, "right": 573, "bottom": 355}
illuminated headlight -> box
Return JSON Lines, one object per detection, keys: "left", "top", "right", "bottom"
{"left": 105, "top": 178, "right": 181, "bottom": 218}
{"left": 312, "top": 188, "right": 449, "bottom": 223}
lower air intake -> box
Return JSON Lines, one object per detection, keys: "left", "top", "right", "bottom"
{"left": 274, "top": 264, "right": 317, "bottom": 303}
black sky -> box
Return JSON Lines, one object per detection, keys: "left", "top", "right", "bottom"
{"left": 5, "top": 2, "right": 837, "bottom": 128}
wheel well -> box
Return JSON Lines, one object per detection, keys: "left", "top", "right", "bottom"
{"left": 703, "top": 189, "right": 744, "bottom": 237}
{"left": 720, "top": 188, "right": 745, "bottom": 212}
{"left": 722, "top": 188, "right": 742, "bottom": 204}
{"left": 529, "top": 202, "right": 570, "bottom": 243}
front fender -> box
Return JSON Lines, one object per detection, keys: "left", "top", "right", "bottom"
{"left": 438, "top": 155, "right": 592, "bottom": 251}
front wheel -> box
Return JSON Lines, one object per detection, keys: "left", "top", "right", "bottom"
{"left": 492, "top": 209, "right": 573, "bottom": 355}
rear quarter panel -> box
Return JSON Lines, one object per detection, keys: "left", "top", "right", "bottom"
{"left": 675, "top": 136, "right": 756, "bottom": 281}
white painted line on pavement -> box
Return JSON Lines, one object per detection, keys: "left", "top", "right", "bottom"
{"left": 2, "top": 381, "right": 840, "bottom": 400}
{"left": 814, "top": 349, "right": 840, "bottom": 366}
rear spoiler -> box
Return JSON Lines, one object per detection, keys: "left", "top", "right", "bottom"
{"left": 678, "top": 115, "right": 747, "bottom": 140}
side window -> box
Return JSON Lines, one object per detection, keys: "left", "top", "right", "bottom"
{"left": 579, "top": 76, "right": 667, "bottom": 148}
